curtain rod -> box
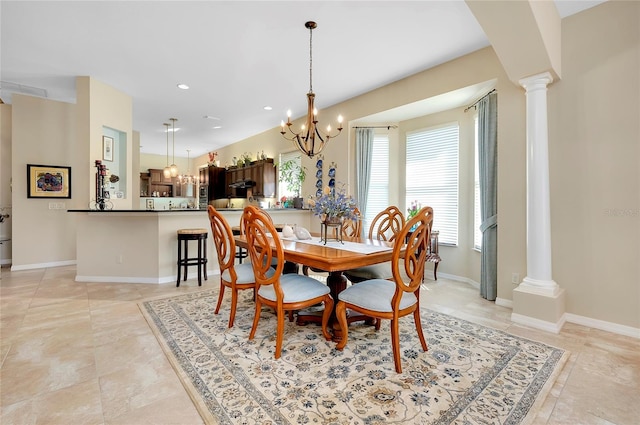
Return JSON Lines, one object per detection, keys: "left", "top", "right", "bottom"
{"left": 353, "top": 125, "right": 398, "bottom": 129}
{"left": 464, "top": 89, "right": 496, "bottom": 113}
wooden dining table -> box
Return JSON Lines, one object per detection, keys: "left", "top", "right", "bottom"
{"left": 234, "top": 234, "right": 396, "bottom": 341}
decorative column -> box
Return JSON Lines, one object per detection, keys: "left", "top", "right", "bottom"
{"left": 513, "top": 72, "right": 565, "bottom": 333}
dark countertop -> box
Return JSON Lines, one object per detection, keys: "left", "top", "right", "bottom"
{"left": 68, "top": 209, "right": 206, "bottom": 212}
{"left": 68, "top": 208, "right": 311, "bottom": 213}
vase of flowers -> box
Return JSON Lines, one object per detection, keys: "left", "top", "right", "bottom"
{"left": 407, "top": 200, "right": 422, "bottom": 230}
{"left": 309, "top": 184, "right": 357, "bottom": 222}
{"left": 308, "top": 184, "right": 357, "bottom": 244}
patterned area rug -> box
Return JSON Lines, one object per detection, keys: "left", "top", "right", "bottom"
{"left": 140, "top": 289, "right": 568, "bottom": 425}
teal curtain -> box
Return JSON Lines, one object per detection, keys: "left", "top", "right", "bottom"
{"left": 355, "top": 128, "right": 374, "bottom": 237}
{"left": 478, "top": 92, "right": 498, "bottom": 301}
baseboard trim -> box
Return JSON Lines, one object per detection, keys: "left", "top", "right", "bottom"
{"left": 75, "top": 267, "right": 221, "bottom": 285}
{"left": 11, "top": 260, "right": 76, "bottom": 271}
{"left": 495, "top": 297, "right": 513, "bottom": 309}
{"left": 511, "top": 312, "right": 566, "bottom": 334}
{"left": 565, "top": 313, "right": 640, "bottom": 339}
{"left": 433, "top": 272, "right": 480, "bottom": 289}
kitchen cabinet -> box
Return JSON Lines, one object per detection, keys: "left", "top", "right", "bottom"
{"left": 252, "top": 160, "right": 276, "bottom": 197}
{"left": 146, "top": 169, "right": 173, "bottom": 197}
{"left": 224, "top": 159, "right": 276, "bottom": 198}
{"left": 149, "top": 168, "right": 172, "bottom": 184}
{"left": 207, "top": 166, "right": 226, "bottom": 200}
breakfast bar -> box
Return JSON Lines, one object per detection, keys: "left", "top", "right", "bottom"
{"left": 69, "top": 208, "right": 312, "bottom": 284}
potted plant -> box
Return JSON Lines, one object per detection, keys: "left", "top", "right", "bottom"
{"left": 278, "top": 159, "right": 306, "bottom": 208}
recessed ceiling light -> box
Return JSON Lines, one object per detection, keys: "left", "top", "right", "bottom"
{"left": 203, "top": 115, "right": 221, "bottom": 120}
{"left": 213, "top": 126, "right": 222, "bottom": 129}
{"left": 263, "top": 106, "right": 273, "bottom": 111}
{"left": 168, "top": 127, "right": 180, "bottom": 132}
{"left": 177, "top": 83, "right": 189, "bottom": 90}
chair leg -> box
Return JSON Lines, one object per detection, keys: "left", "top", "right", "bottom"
{"left": 176, "top": 239, "right": 182, "bottom": 287}
{"left": 335, "top": 302, "right": 349, "bottom": 350}
{"left": 228, "top": 289, "right": 238, "bottom": 328}
{"left": 197, "top": 239, "right": 202, "bottom": 286}
{"left": 183, "top": 240, "right": 189, "bottom": 281}
{"left": 203, "top": 238, "right": 208, "bottom": 281}
{"left": 275, "top": 309, "right": 285, "bottom": 359}
{"left": 433, "top": 262, "right": 439, "bottom": 280}
{"left": 390, "top": 317, "right": 402, "bottom": 373}
{"left": 413, "top": 308, "right": 428, "bottom": 352}
{"left": 320, "top": 295, "right": 334, "bottom": 341}
{"left": 249, "top": 299, "right": 262, "bottom": 340}
{"left": 214, "top": 282, "right": 225, "bottom": 314}
{"left": 375, "top": 318, "right": 382, "bottom": 330}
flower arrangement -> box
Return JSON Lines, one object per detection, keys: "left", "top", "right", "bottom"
{"left": 308, "top": 184, "right": 357, "bottom": 221}
{"left": 407, "top": 200, "right": 421, "bottom": 219}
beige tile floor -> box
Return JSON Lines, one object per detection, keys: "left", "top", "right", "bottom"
{"left": 1, "top": 265, "right": 638, "bottom": 424}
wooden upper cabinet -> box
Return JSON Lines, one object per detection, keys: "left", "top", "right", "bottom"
{"left": 149, "top": 169, "right": 172, "bottom": 184}
{"left": 207, "top": 166, "right": 226, "bottom": 200}
{"left": 255, "top": 161, "right": 276, "bottom": 197}
{"left": 223, "top": 160, "right": 276, "bottom": 198}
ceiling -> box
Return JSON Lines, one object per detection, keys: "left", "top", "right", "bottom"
{"left": 1, "top": 1, "right": 605, "bottom": 159}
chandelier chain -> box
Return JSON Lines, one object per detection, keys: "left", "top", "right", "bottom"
{"left": 309, "top": 24, "right": 313, "bottom": 94}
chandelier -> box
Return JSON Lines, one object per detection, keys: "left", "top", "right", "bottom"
{"left": 280, "top": 21, "right": 343, "bottom": 158}
{"left": 179, "top": 149, "right": 196, "bottom": 184}
{"left": 169, "top": 117, "right": 179, "bottom": 177}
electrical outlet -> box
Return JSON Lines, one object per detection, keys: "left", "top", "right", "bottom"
{"left": 511, "top": 273, "right": 520, "bottom": 284}
{"left": 49, "top": 202, "right": 56, "bottom": 210}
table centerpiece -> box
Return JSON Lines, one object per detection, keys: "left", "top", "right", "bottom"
{"left": 308, "top": 184, "right": 357, "bottom": 244}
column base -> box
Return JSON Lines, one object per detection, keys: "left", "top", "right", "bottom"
{"left": 519, "top": 276, "right": 560, "bottom": 297}
{"left": 512, "top": 284, "right": 566, "bottom": 334}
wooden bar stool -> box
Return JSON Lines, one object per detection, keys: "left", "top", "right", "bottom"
{"left": 176, "top": 228, "right": 208, "bottom": 287}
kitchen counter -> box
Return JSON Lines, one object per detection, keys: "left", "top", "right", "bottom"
{"left": 69, "top": 208, "right": 312, "bottom": 284}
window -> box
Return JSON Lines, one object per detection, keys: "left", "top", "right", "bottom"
{"left": 406, "top": 123, "right": 459, "bottom": 245}
{"left": 364, "top": 135, "right": 390, "bottom": 233}
{"left": 474, "top": 116, "right": 482, "bottom": 250}
{"left": 278, "top": 151, "right": 302, "bottom": 199}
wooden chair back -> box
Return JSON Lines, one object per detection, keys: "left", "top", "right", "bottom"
{"left": 242, "top": 205, "right": 284, "bottom": 286}
{"left": 207, "top": 205, "right": 236, "bottom": 275}
{"left": 341, "top": 207, "right": 362, "bottom": 239}
{"left": 390, "top": 207, "right": 433, "bottom": 299}
{"left": 368, "top": 206, "right": 405, "bottom": 242}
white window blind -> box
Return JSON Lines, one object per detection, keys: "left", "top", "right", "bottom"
{"left": 406, "top": 123, "right": 459, "bottom": 245}
{"left": 364, "top": 135, "right": 390, "bottom": 233}
{"left": 278, "top": 151, "right": 301, "bottom": 199}
{"left": 474, "top": 116, "right": 482, "bottom": 250}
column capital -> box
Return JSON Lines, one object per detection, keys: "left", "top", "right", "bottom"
{"left": 519, "top": 72, "right": 554, "bottom": 91}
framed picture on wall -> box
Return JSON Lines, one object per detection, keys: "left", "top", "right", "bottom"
{"left": 103, "top": 136, "right": 114, "bottom": 161}
{"left": 27, "top": 164, "right": 71, "bottom": 199}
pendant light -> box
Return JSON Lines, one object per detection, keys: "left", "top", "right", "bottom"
{"left": 162, "top": 123, "right": 171, "bottom": 178}
{"left": 169, "top": 117, "right": 179, "bottom": 177}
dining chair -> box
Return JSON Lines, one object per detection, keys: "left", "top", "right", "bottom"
{"left": 243, "top": 205, "right": 334, "bottom": 359}
{"left": 343, "top": 206, "right": 405, "bottom": 284}
{"left": 208, "top": 205, "right": 262, "bottom": 328}
{"left": 335, "top": 206, "right": 433, "bottom": 373}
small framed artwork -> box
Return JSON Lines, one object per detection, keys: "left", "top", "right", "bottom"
{"left": 103, "top": 136, "right": 114, "bottom": 161}
{"left": 27, "top": 164, "right": 71, "bottom": 199}
{"left": 146, "top": 199, "right": 154, "bottom": 210}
